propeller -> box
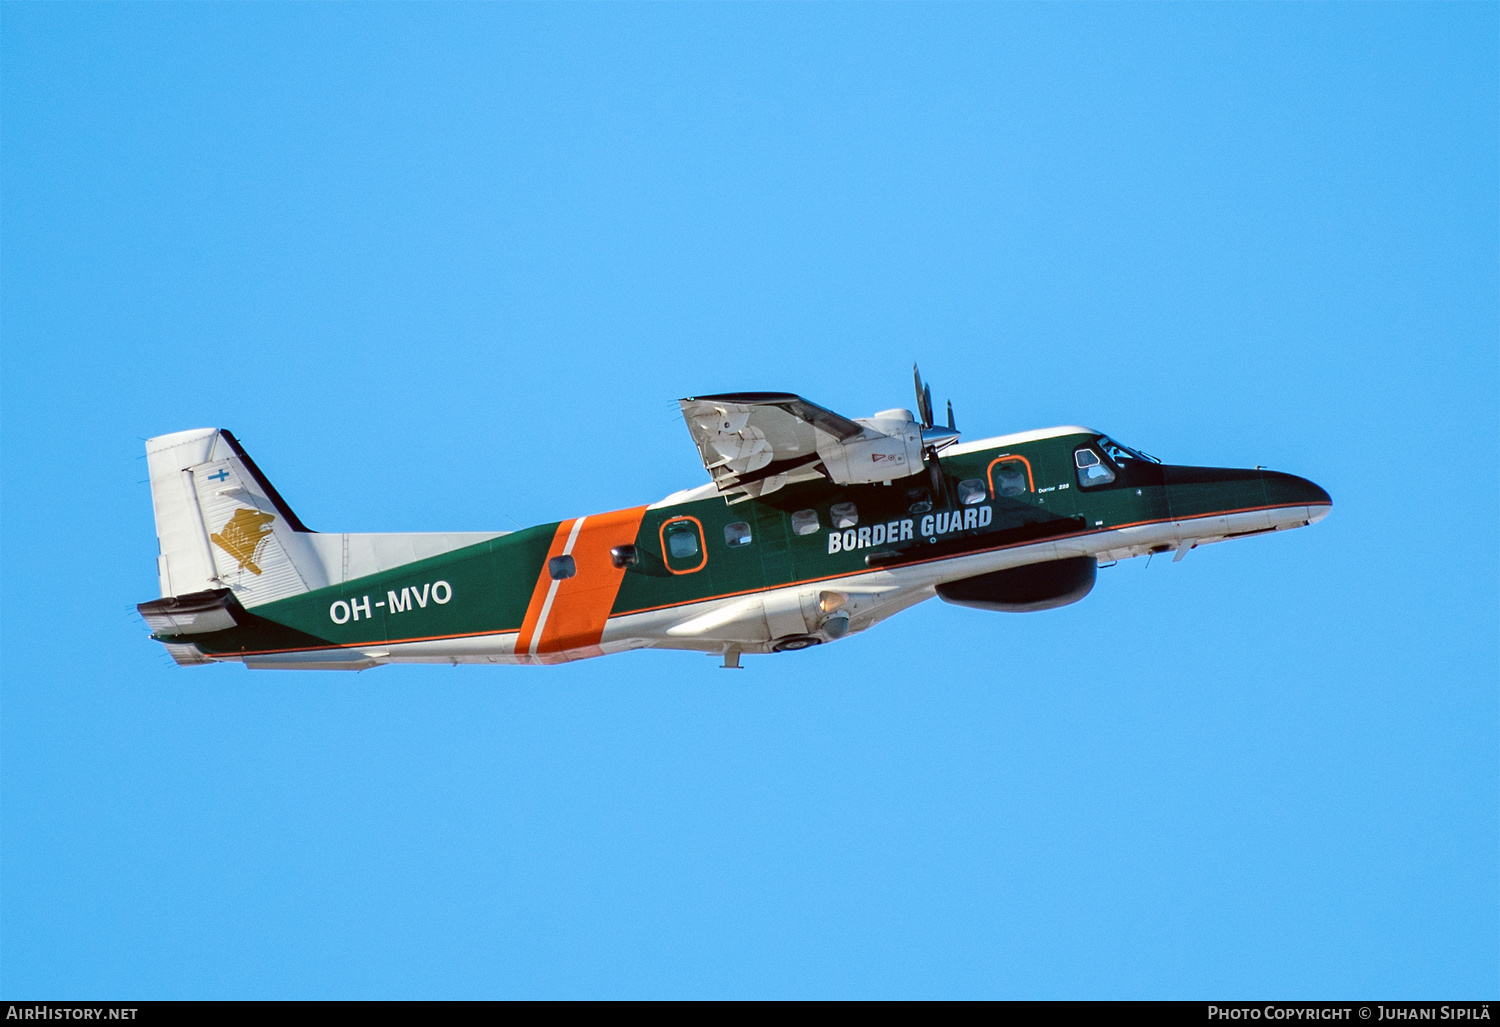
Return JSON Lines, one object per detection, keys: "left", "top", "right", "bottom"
{"left": 913, "top": 364, "right": 960, "bottom": 500}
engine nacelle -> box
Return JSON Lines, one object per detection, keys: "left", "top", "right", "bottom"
{"left": 815, "top": 413, "right": 926, "bottom": 486}
{"left": 936, "top": 556, "right": 1097, "bottom": 613}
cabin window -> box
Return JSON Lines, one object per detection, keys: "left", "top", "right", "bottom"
{"left": 668, "top": 528, "right": 700, "bottom": 559}
{"left": 1075, "top": 447, "right": 1116, "bottom": 487}
{"left": 992, "top": 461, "right": 1029, "bottom": 497}
{"left": 660, "top": 517, "right": 707, "bottom": 574}
{"left": 830, "top": 502, "right": 859, "bottom": 529}
{"left": 790, "top": 509, "right": 820, "bottom": 536}
{"left": 548, "top": 555, "right": 576, "bottom": 580}
{"left": 958, "top": 479, "right": 987, "bottom": 505}
{"left": 724, "top": 521, "right": 753, "bottom": 548}
{"left": 906, "top": 488, "right": 932, "bottom": 515}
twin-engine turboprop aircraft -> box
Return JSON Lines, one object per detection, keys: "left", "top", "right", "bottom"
{"left": 138, "top": 369, "right": 1331, "bottom": 670}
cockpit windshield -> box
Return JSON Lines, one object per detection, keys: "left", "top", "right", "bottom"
{"left": 1097, "top": 436, "right": 1160, "bottom": 465}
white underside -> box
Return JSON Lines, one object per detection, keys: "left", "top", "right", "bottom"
{"left": 218, "top": 503, "right": 1326, "bottom": 670}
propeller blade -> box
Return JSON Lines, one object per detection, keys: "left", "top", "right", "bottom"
{"left": 912, "top": 364, "right": 933, "bottom": 428}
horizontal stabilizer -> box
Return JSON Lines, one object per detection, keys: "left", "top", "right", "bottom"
{"left": 137, "top": 587, "right": 244, "bottom": 636}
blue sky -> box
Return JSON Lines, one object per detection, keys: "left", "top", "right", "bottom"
{"left": 2, "top": 3, "right": 1495, "bottom": 999}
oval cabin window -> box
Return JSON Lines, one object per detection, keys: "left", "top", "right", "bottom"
{"left": 992, "top": 461, "right": 1028, "bottom": 497}
{"left": 660, "top": 517, "right": 707, "bottom": 574}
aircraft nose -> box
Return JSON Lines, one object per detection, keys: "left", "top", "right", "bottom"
{"left": 1162, "top": 464, "right": 1332, "bottom": 528}
{"left": 1261, "top": 470, "right": 1332, "bottom": 522}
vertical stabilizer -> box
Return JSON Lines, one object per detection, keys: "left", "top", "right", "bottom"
{"left": 145, "top": 429, "right": 328, "bottom": 608}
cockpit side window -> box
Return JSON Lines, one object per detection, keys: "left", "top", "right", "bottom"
{"left": 1074, "top": 447, "right": 1117, "bottom": 487}
{"left": 1097, "top": 436, "right": 1159, "bottom": 464}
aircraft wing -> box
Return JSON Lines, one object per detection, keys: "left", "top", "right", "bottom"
{"left": 679, "top": 392, "right": 868, "bottom": 503}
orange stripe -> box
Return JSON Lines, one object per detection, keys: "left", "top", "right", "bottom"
{"left": 535, "top": 506, "right": 649, "bottom": 654}
{"left": 513, "top": 519, "right": 576, "bottom": 657}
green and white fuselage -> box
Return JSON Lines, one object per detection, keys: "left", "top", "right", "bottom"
{"left": 139, "top": 391, "right": 1331, "bottom": 670}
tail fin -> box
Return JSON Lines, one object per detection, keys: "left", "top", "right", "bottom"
{"left": 145, "top": 428, "right": 329, "bottom": 608}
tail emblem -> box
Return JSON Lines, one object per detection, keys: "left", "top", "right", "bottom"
{"left": 211, "top": 508, "right": 276, "bottom": 575}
